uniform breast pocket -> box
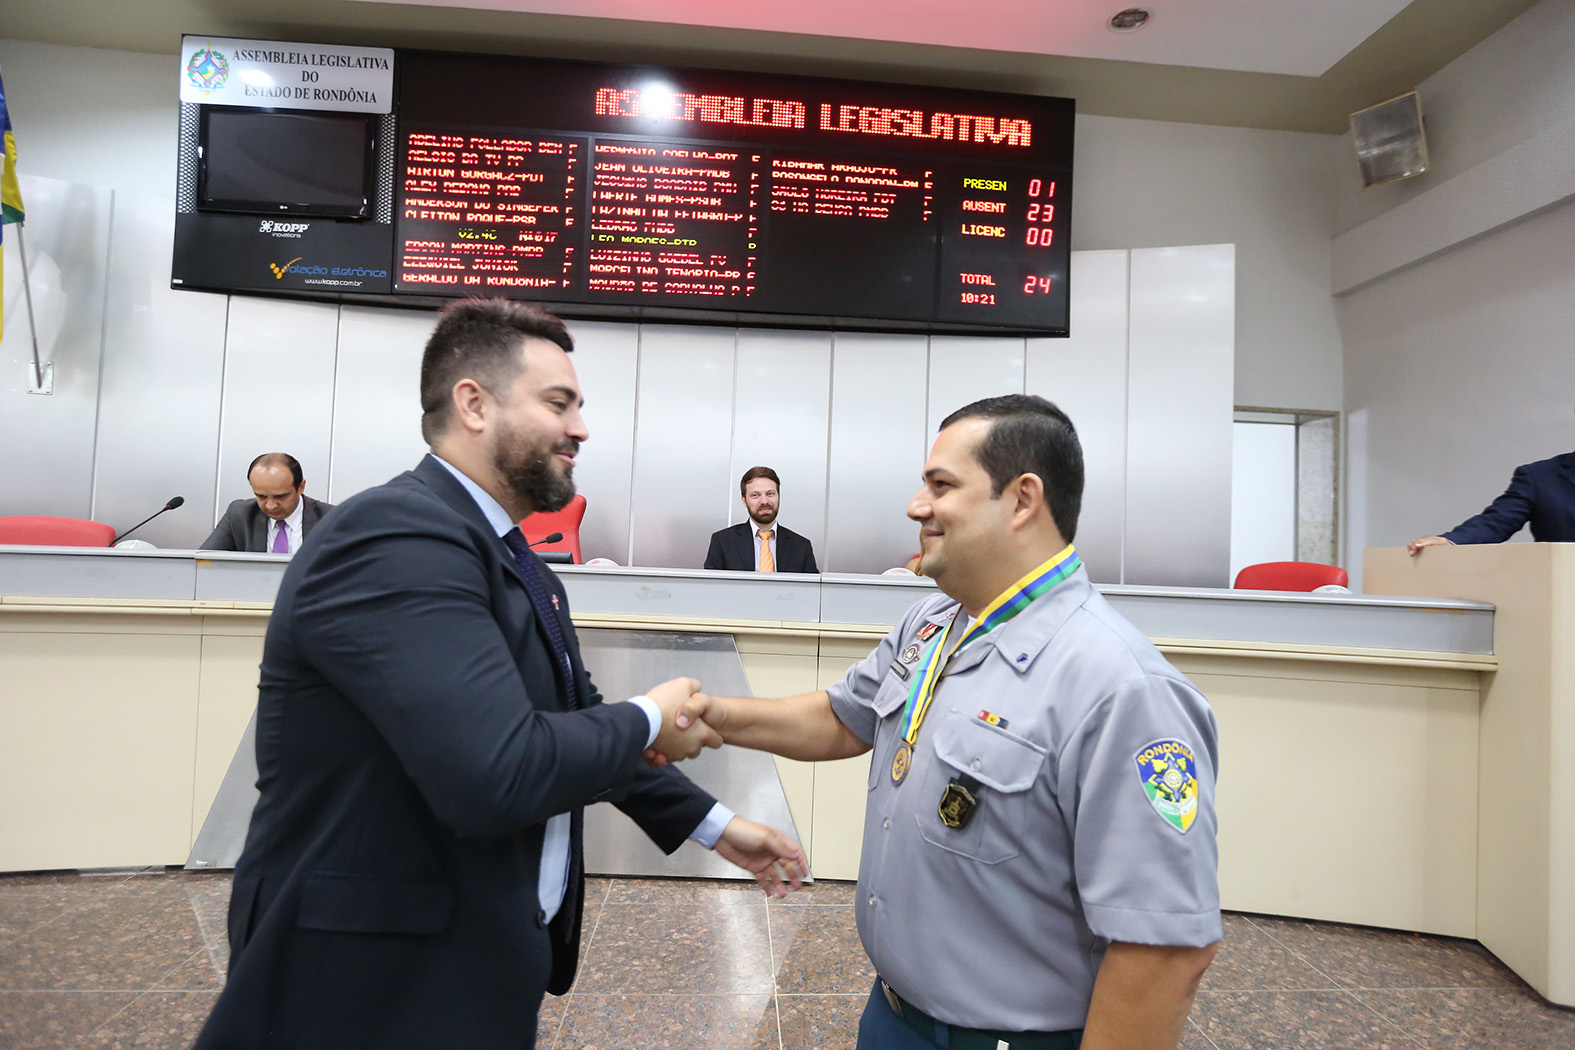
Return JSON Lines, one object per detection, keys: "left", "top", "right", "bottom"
{"left": 867, "top": 671, "right": 912, "bottom": 792}
{"left": 915, "top": 710, "right": 1046, "bottom": 863}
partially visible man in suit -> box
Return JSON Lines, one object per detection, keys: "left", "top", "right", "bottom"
{"left": 194, "top": 300, "right": 805, "bottom": 1050}
{"left": 199, "top": 452, "right": 333, "bottom": 553}
{"left": 704, "top": 466, "right": 820, "bottom": 572}
{"left": 1407, "top": 451, "right": 1575, "bottom": 555}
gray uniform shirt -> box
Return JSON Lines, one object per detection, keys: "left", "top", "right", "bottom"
{"left": 826, "top": 564, "right": 1221, "bottom": 1032}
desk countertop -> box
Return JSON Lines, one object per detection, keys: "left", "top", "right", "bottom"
{"left": 0, "top": 545, "right": 1494, "bottom": 656}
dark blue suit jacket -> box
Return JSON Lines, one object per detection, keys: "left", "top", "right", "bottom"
{"left": 1443, "top": 453, "right": 1575, "bottom": 544}
{"left": 195, "top": 455, "right": 715, "bottom": 1050}
{"left": 704, "top": 521, "right": 819, "bottom": 572}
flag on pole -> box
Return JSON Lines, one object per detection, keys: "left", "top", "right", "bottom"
{"left": 0, "top": 60, "right": 25, "bottom": 342}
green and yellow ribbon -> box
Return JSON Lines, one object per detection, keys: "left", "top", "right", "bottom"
{"left": 896, "top": 543, "right": 1082, "bottom": 747}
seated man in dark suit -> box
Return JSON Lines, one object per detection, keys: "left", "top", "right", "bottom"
{"left": 1408, "top": 451, "right": 1575, "bottom": 555}
{"left": 704, "top": 466, "right": 819, "bottom": 573}
{"left": 199, "top": 453, "right": 333, "bottom": 554}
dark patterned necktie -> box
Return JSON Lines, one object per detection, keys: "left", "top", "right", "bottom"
{"left": 502, "top": 527, "right": 585, "bottom": 940}
{"left": 502, "top": 528, "right": 578, "bottom": 709}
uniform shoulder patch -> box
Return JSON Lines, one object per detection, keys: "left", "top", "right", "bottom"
{"left": 1134, "top": 739, "right": 1200, "bottom": 834}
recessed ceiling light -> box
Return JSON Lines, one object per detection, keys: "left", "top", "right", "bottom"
{"left": 1109, "top": 7, "right": 1153, "bottom": 32}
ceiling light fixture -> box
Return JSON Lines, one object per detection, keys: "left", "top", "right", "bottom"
{"left": 1108, "top": 8, "right": 1153, "bottom": 32}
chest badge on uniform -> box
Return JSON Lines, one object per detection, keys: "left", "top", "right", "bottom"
{"left": 890, "top": 741, "right": 912, "bottom": 785}
{"left": 937, "top": 777, "right": 978, "bottom": 828}
{"left": 1135, "top": 739, "right": 1199, "bottom": 833}
{"left": 917, "top": 622, "right": 941, "bottom": 642}
{"left": 900, "top": 643, "right": 922, "bottom": 664}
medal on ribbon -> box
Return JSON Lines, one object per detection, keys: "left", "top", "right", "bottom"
{"left": 890, "top": 741, "right": 912, "bottom": 785}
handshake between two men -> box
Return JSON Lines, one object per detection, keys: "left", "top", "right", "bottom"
{"left": 644, "top": 679, "right": 868, "bottom": 769}
{"left": 641, "top": 675, "right": 875, "bottom": 900}
{"left": 640, "top": 675, "right": 814, "bottom": 899}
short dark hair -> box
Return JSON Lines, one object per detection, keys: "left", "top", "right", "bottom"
{"left": 248, "top": 453, "right": 303, "bottom": 488}
{"left": 939, "top": 395, "right": 1084, "bottom": 542}
{"left": 419, "top": 298, "right": 574, "bottom": 443}
{"left": 739, "top": 466, "right": 780, "bottom": 497}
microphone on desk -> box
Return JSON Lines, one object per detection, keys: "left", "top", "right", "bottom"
{"left": 112, "top": 496, "right": 185, "bottom": 545}
{"left": 528, "top": 532, "right": 564, "bottom": 547}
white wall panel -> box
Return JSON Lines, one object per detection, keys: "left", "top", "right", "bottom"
{"left": 925, "top": 336, "right": 1025, "bottom": 434}
{"left": 0, "top": 175, "right": 110, "bottom": 520}
{"left": 328, "top": 306, "right": 432, "bottom": 504}
{"left": 629, "top": 326, "right": 736, "bottom": 569}
{"left": 732, "top": 330, "right": 832, "bottom": 562}
{"left": 570, "top": 321, "right": 639, "bottom": 564}
{"left": 825, "top": 333, "right": 930, "bottom": 574}
{"left": 0, "top": 41, "right": 177, "bottom": 201}
{"left": 1229, "top": 422, "right": 1297, "bottom": 581}
{"left": 1029, "top": 249, "right": 1129, "bottom": 583}
{"left": 1075, "top": 115, "right": 1340, "bottom": 411}
{"left": 213, "top": 299, "right": 340, "bottom": 519}
{"left": 92, "top": 189, "right": 229, "bottom": 549}
{"left": 1125, "top": 244, "right": 1235, "bottom": 587}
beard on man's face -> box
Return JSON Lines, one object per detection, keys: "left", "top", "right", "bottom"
{"left": 494, "top": 424, "right": 578, "bottom": 513}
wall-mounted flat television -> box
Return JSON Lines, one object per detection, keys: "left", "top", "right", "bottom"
{"left": 197, "top": 107, "right": 376, "bottom": 220}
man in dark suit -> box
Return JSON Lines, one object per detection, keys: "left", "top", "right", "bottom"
{"left": 194, "top": 300, "right": 805, "bottom": 1050}
{"left": 1407, "top": 452, "right": 1575, "bottom": 555}
{"left": 704, "top": 466, "right": 820, "bottom": 572}
{"left": 199, "top": 452, "right": 333, "bottom": 554}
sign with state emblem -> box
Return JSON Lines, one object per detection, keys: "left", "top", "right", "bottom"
{"left": 180, "top": 36, "right": 394, "bottom": 113}
{"left": 1134, "top": 739, "right": 1199, "bottom": 833}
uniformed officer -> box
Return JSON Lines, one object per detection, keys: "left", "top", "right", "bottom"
{"left": 667, "top": 395, "right": 1221, "bottom": 1050}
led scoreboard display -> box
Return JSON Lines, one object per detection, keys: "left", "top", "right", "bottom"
{"left": 395, "top": 52, "right": 1074, "bottom": 335}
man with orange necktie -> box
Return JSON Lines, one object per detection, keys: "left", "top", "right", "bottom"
{"left": 704, "top": 465, "right": 820, "bottom": 573}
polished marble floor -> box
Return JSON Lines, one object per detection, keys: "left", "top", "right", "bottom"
{"left": 1, "top": 868, "right": 1572, "bottom": 1049}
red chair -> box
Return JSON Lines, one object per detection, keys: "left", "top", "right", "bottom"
{"left": 520, "top": 494, "right": 586, "bottom": 564}
{"left": 1233, "top": 561, "right": 1348, "bottom": 592}
{"left": 0, "top": 516, "right": 117, "bottom": 547}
